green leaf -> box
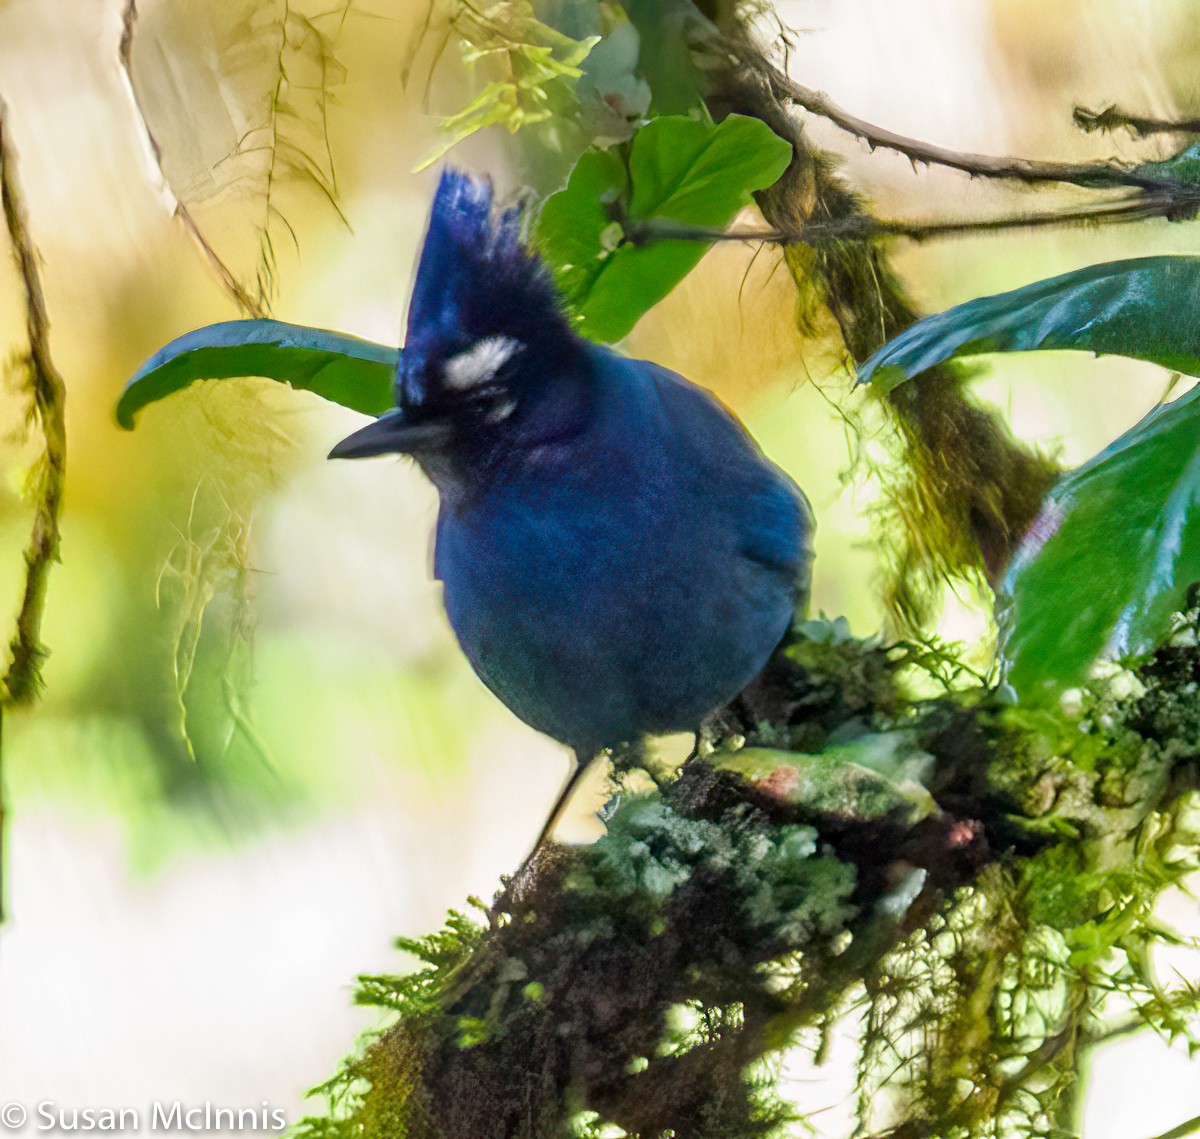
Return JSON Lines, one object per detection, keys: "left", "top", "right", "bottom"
{"left": 857, "top": 256, "right": 1200, "bottom": 392}
{"left": 535, "top": 148, "right": 629, "bottom": 325}
{"left": 536, "top": 113, "right": 792, "bottom": 342}
{"left": 1001, "top": 385, "right": 1200, "bottom": 697}
{"left": 118, "top": 320, "right": 399, "bottom": 429}
{"left": 853, "top": 255, "right": 1200, "bottom": 694}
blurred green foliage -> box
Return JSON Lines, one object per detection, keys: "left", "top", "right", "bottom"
{"left": 420, "top": 1, "right": 600, "bottom": 170}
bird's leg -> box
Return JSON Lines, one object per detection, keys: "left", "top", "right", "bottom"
{"left": 500, "top": 750, "right": 600, "bottom": 901}
{"left": 492, "top": 751, "right": 603, "bottom": 917}
{"left": 528, "top": 749, "right": 598, "bottom": 858}
{"left": 500, "top": 739, "right": 651, "bottom": 897}
{"left": 682, "top": 731, "right": 702, "bottom": 768}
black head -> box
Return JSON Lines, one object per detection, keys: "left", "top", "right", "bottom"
{"left": 330, "top": 169, "right": 587, "bottom": 469}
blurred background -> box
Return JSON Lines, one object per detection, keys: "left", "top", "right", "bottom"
{"left": 0, "top": 0, "right": 1198, "bottom": 1132}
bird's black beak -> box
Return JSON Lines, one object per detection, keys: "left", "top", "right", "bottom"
{"left": 328, "top": 407, "right": 453, "bottom": 459}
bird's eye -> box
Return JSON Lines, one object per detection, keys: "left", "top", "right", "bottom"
{"left": 442, "top": 336, "right": 522, "bottom": 391}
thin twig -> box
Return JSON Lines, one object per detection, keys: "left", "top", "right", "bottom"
{"left": 254, "top": 0, "right": 293, "bottom": 307}
{"left": 1081, "top": 981, "right": 1200, "bottom": 1051}
{"left": 0, "top": 100, "right": 70, "bottom": 922}
{"left": 731, "top": 40, "right": 1178, "bottom": 193}
{"left": 1, "top": 103, "right": 67, "bottom": 708}
{"left": 245, "top": 1, "right": 349, "bottom": 305}
{"left": 622, "top": 190, "right": 1194, "bottom": 249}
{"left": 1075, "top": 104, "right": 1200, "bottom": 139}
{"left": 118, "top": 0, "right": 267, "bottom": 317}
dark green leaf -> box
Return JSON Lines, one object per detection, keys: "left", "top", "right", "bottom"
{"left": 854, "top": 255, "right": 1200, "bottom": 693}
{"left": 118, "top": 319, "right": 399, "bottom": 429}
{"left": 1001, "top": 385, "right": 1200, "bottom": 697}
{"left": 536, "top": 113, "right": 792, "bottom": 342}
{"left": 857, "top": 256, "right": 1200, "bottom": 392}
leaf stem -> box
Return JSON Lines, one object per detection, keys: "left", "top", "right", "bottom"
{"left": 1146, "top": 1115, "right": 1200, "bottom": 1139}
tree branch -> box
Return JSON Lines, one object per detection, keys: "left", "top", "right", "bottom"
{"left": 746, "top": 54, "right": 1174, "bottom": 192}
{"left": 1, "top": 103, "right": 67, "bottom": 709}
{"left": 707, "top": 11, "right": 1062, "bottom": 624}
{"left": 0, "top": 99, "right": 70, "bottom": 924}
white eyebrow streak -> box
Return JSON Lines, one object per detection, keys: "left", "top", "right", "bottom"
{"left": 442, "top": 336, "right": 522, "bottom": 390}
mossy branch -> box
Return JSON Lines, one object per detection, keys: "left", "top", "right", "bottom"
{"left": 297, "top": 614, "right": 1200, "bottom": 1138}
{"left": 702, "top": 16, "right": 1059, "bottom": 625}
{"left": 1, "top": 103, "right": 67, "bottom": 709}
{"left": 0, "top": 100, "right": 69, "bottom": 925}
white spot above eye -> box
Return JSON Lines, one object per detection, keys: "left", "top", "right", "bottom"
{"left": 442, "top": 336, "right": 522, "bottom": 390}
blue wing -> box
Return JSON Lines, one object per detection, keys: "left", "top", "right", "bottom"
{"left": 638, "top": 359, "right": 814, "bottom": 580}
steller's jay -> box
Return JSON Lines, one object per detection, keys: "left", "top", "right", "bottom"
{"left": 330, "top": 169, "right": 814, "bottom": 852}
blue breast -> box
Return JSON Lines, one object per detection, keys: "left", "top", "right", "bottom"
{"left": 434, "top": 344, "right": 812, "bottom": 754}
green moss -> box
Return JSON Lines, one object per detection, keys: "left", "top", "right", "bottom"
{"left": 1021, "top": 843, "right": 1097, "bottom": 929}
{"left": 580, "top": 795, "right": 856, "bottom": 941}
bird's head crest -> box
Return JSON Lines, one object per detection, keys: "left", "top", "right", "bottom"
{"left": 398, "top": 169, "right": 570, "bottom": 409}
{"left": 330, "top": 169, "right": 587, "bottom": 469}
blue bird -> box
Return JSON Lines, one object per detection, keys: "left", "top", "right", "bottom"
{"left": 330, "top": 169, "right": 814, "bottom": 851}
